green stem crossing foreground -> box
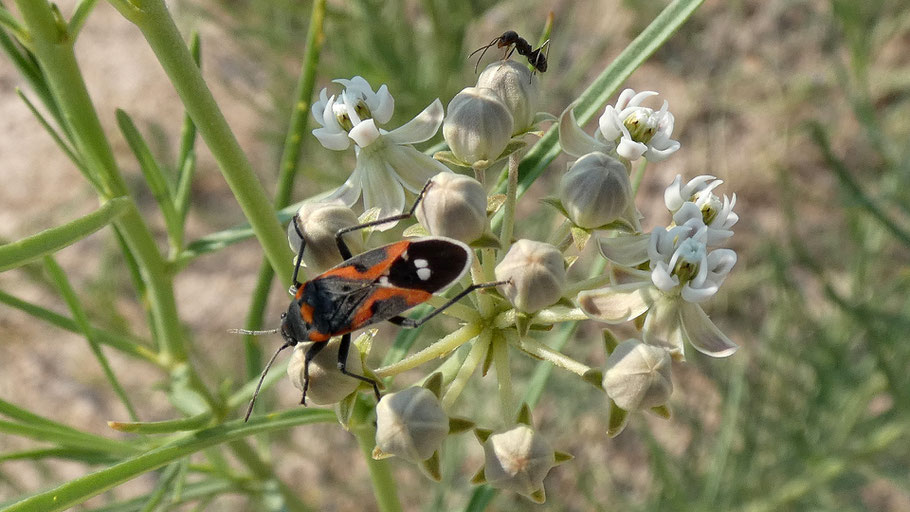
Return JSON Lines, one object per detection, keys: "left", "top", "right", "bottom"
{"left": 4, "top": 409, "right": 336, "bottom": 512}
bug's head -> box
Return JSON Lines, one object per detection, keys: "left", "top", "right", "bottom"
{"left": 499, "top": 30, "right": 519, "bottom": 47}
{"left": 280, "top": 304, "right": 312, "bottom": 346}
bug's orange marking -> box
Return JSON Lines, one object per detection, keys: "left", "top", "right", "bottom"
{"left": 321, "top": 240, "right": 411, "bottom": 281}
{"left": 308, "top": 331, "right": 331, "bottom": 342}
{"left": 299, "top": 302, "right": 315, "bottom": 324}
{"left": 350, "top": 287, "right": 432, "bottom": 329}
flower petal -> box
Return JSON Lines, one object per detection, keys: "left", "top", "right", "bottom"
{"left": 598, "top": 233, "right": 650, "bottom": 266}
{"left": 643, "top": 139, "right": 680, "bottom": 162}
{"left": 679, "top": 302, "right": 738, "bottom": 357}
{"left": 681, "top": 282, "right": 719, "bottom": 303}
{"left": 642, "top": 296, "right": 686, "bottom": 360}
{"left": 617, "top": 137, "right": 648, "bottom": 161}
{"left": 373, "top": 84, "right": 395, "bottom": 124}
{"left": 577, "top": 281, "right": 655, "bottom": 324}
{"left": 349, "top": 118, "right": 382, "bottom": 147}
{"left": 381, "top": 144, "right": 451, "bottom": 193}
{"left": 558, "top": 103, "right": 604, "bottom": 158}
{"left": 597, "top": 106, "right": 623, "bottom": 141}
{"left": 324, "top": 161, "right": 364, "bottom": 206}
{"left": 386, "top": 99, "right": 444, "bottom": 145}
{"left": 360, "top": 153, "right": 406, "bottom": 230}
{"left": 313, "top": 126, "right": 352, "bottom": 151}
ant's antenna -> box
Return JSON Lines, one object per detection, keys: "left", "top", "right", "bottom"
{"left": 244, "top": 342, "right": 291, "bottom": 422}
{"left": 469, "top": 36, "right": 501, "bottom": 73}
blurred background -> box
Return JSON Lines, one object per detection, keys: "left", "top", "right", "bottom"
{"left": 1, "top": 0, "right": 909, "bottom": 510}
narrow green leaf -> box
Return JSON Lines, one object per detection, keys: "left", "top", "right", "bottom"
{"left": 116, "top": 109, "right": 182, "bottom": 248}
{"left": 0, "top": 420, "right": 136, "bottom": 456}
{"left": 137, "top": 462, "right": 181, "bottom": 512}
{"left": 67, "top": 0, "right": 99, "bottom": 40}
{"left": 85, "top": 479, "right": 238, "bottom": 512}
{"left": 5, "top": 408, "right": 335, "bottom": 512}
{"left": 0, "top": 196, "right": 131, "bottom": 272}
{"left": 44, "top": 255, "right": 140, "bottom": 421}
{"left": 0, "top": 289, "right": 159, "bottom": 364}
{"left": 0, "top": 447, "right": 116, "bottom": 465}
{"left": 0, "top": 5, "right": 26, "bottom": 39}
{"left": 108, "top": 412, "right": 212, "bottom": 434}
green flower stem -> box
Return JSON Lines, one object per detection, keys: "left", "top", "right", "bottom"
{"left": 0, "top": 289, "right": 161, "bottom": 366}
{"left": 109, "top": 412, "right": 213, "bottom": 434}
{"left": 0, "top": 196, "right": 130, "bottom": 272}
{"left": 563, "top": 273, "right": 614, "bottom": 296}
{"left": 500, "top": 153, "right": 519, "bottom": 251}
{"left": 374, "top": 322, "right": 482, "bottom": 378}
{"left": 228, "top": 440, "right": 311, "bottom": 512}
{"left": 547, "top": 219, "right": 572, "bottom": 248}
{"left": 491, "top": 334, "right": 513, "bottom": 422}
{"left": 352, "top": 399, "right": 402, "bottom": 512}
{"left": 114, "top": 0, "right": 292, "bottom": 286}
{"left": 14, "top": 1, "right": 191, "bottom": 368}
{"left": 43, "top": 255, "right": 139, "bottom": 422}
{"left": 5, "top": 408, "right": 336, "bottom": 512}
{"left": 506, "top": 334, "right": 591, "bottom": 377}
{"left": 441, "top": 329, "right": 490, "bottom": 410}
{"left": 425, "top": 295, "right": 480, "bottom": 323}
{"left": 631, "top": 158, "right": 648, "bottom": 196}
{"left": 0, "top": 420, "right": 137, "bottom": 457}
{"left": 242, "top": 0, "right": 326, "bottom": 381}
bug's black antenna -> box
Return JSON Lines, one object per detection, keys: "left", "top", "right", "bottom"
{"left": 244, "top": 342, "right": 291, "bottom": 422}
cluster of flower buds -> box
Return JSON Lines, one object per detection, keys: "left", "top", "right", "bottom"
{"left": 284, "top": 46, "right": 739, "bottom": 502}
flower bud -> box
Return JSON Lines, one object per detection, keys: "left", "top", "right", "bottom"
{"left": 476, "top": 60, "right": 540, "bottom": 134}
{"left": 288, "top": 202, "right": 363, "bottom": 273}
{"left": 415, "top": 172, "right": 487, "bottom": 243}
{"left": 559, "top": 152, "right": 636, "bottom": 229}
{"left": 495, "top": 240, "right": 566, "bottom": 313}
{"left": 603, "top": 339, "right": 673, "bottom": 410}
{"left": 483, "top": 425, "right": 555, "bottom": 498}
{"left": 443, "top": 87, "right": 513, "bottom": 165}
{"left": 375, "top": 386, "right": 449, "bottom": 462}
{"left": 286, "top": 339, "right": 362, "bottom": 405}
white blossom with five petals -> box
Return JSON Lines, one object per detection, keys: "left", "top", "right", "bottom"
{"left": 598, "top": 88, "right": 679, "bottom": 162}
{"left": 312, "top": 76, "right": 451, "bottom": 227}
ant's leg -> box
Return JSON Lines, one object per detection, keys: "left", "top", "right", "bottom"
{"left": 290, "top": 215, "right": 308, "bottom": 287}
{"left": 387, "top": 281, "right": 509, "bottom": 328}
{"left": 336, "top": 333, "right": 381, "bottom": 399}
{"left": 301, "top": 341, "right": 327, "bottom": 406}
{"left": 333, "top": 179, "right": 434, "bottom": 259}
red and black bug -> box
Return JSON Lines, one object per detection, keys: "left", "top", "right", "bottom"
{"left": 470, "top": 30, "right": 550, "bottom": 75}
{"left": 239, "top": 182, "right": 503, "bottom": 421}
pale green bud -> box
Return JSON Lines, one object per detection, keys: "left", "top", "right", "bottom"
{"left": 483, "top": 425, "right": 556, "bottom": 498}
{"left": 288, "top": 202, "right": 363, "bottom": 273}
{"left": 603, "top": 339, "right": 673, "bottom": 410}
{"left": 415, "top": 172, "right": 487, "bottom": 243}
{"left": 495, "top": 240, "right": 566, "bottom": 313}
{"left": 286, "top": 339, "right": 363, "bottom": 405}
{"left": 443, "top": 87, "right": 513, "bottom": 165}
{"left": 477, "top": 60, "right": 540, "bottom": 134}
{"left": 559, "top": 152, "right": 636, "bottom": 229}
{"left": 375, "top": 386, "right": 449, "bottom": 462}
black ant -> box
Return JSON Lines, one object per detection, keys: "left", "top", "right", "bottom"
{"left": 470, "top": 30, "right": 550, "bottom": 76}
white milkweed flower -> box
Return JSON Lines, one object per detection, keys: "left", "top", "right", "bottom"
{"left": 374, "top": 386, "right": 449, "bottom": 463}
{"left": 578, "top": 176, "right": 737, "bottom": 360}
{"left": 598, "top": 88, "right": 679, "bottom": 162}
{"left": 415, "top": 172, "right": 488, "bottom": 243}
{"left": 286, "top": 339, "right": 362, "bottom": 405}
{"left": 664, "top": 174, "right": 738, "bottom": 245}
{"left": 482, "top": 425, "right": 556, "bottom": 501}
{"left": 603, "top": 339, "right": 673, "bottom": 411}
{"left": 287, "top": 202, "right": 363, "bottom": 273}
{"left": 443, "top": 86, "right": 514, "bottom": 166}
{"left": 476, "top": 60, "right": 540, "bottom": 134}
{"left": 559, "top": 152, "right": 640, "bottom": 230}
{"left": 312, "top": 76, "right": 451, "bottom": 226}
{"left": 495, "top": 240, "right": 566, "bottom": 313}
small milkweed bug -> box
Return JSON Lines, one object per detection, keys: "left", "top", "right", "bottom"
{"left": 237, "top": 181, "right": 505, "bottom": 421}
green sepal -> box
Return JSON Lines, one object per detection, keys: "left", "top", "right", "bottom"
{"left": 422, "top": 451, "right": 442, "bottom": 481}
{"left": 540, "top": 196, "right": 569, "bottom": 218}
{"left": 565, "top": 255, "right": 579, "bottom": 268}
{"left": 487, "top": 194, "right": 507, "bottom": 215}
{"left": 433, "top": 150, "right": 470, "bottom": 169}
{"left": 529, "top": 488, "right": 547, "bottom": 504}
{"left": 371, "top": 446, "right": 393, "bottom": 460}
{"left": 516, "top": 403, "right": 533, "bottom": 425}
{"left": 570, "top": 225, "right": 592, "bottom": 251}
{"left": 470, "top": 467, "right": 487, "bottom": 485}
{"left": 474, "top": 428, "right": 493, "bottom": 444}
{"left": 607, "top": 401, "right": 629, "bottom": 437}
{"left": 448, "top": 417, "right": 475, "bottom": 435}
{"left": 481, "top": 340, "right": 494, "bottom": 376}
{"left": 602, "top": 329, "right": 621, "bottom": 354}
{"left": 515, "top": 311, "right": 531, "bottom": 337}
{"left": 554, "top": 451, "right": 574, "bottom": 465}
{"left": 470, "top": 231, "right": 502, "bottom": 249}
{"left": 498, "top": 137, "right": 528, "bottom": 159}
{"left": 334, "top": 391, "right": 358, "bottom": 430}
{"left": 423, "top": 372, "right": 443, "bottom": 399}
{"left": 650, "top": 404, "right": 671, "bottom": 419}
{"left": 533, "top": 111, "right": 557, "bottom": 125}
{"left": 403, "top": 223, "right": 429, "bottom": 238}
{"left": 583, "top": 369, "right": 604, "bottom": 389}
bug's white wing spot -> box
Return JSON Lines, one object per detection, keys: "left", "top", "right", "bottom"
{"left": 417, "top": 267, "right": 432, "bottom": 281}
{"left": 379, "top": 276, "right": 391, "bottom": 286}
{"left": 414, "top": 258, "right": 429, "bottom": 268}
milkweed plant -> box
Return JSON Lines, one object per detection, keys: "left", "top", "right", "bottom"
{"left": 0, "top": 0, "right": 736, "bottom": 510}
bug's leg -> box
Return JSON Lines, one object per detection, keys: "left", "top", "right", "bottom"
{"left": 333, "top": 179, "right": 435, "bottom": 259}
{"left": 337, "top": 333, "right": 381, "bottom": 400}
{"left": 301, "top": 341, "right": 328, "bottom": 406}
{"left": 290, "top": 214, "right": 307, "bottom": 288}
{"left": 387, "top": 280, "right": 509, "bottom": 328}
